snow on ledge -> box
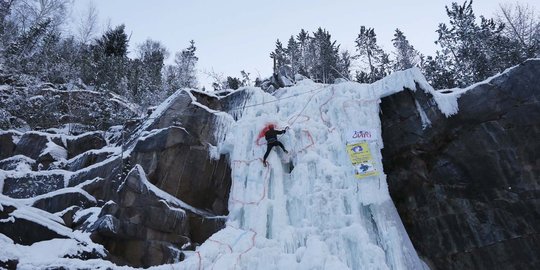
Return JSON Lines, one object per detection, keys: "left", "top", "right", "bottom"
{"left": 373, "top": 62, "right": 526, "bottom": 117}
{"left": 372, "top": 67, "right": 461, "bottom": 117}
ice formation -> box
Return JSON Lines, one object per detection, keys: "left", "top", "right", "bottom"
{"left": 172, "top": 69, "right": 441, "bottom": 270}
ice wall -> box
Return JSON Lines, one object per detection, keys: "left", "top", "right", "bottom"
{"left": 174, "top": 69, "right": 434, "bottom": 270}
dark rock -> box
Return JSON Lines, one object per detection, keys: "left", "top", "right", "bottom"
{"left": 102, "top": 239, "right": 184, "bottom": 267}
{"left": 32, "top": 189, "right": 96, "bottom": 213}
{"left": 65, "top": 150, "right": 114, "bottom": 172}
{"left": 59, "top": 206, "right": 81, "bottom": 228}
{"left": 143, "top": 91, "right": 222, "bottom": 145}
{"left": 0, "top": 259, "right": 18, "bottom": 270}
{"left": 68, "top": 156, "right": 123, "bottom": 202}
{"left": 36, "top": 148, "right": 66, "bottom": 170}
{"left": 133, "top": 127, "right": 198, "bottom": 152}
{"left": 188, "top": 214, "right": 226, "bottom": 245}
{"left": 13, "top": 132, "right": 49, "bottom": 160}
{"left": 66, "top": 132, "right": 107, "bottom": 159}
{"left": 78, "top": 177, "right": 108, "bottom": 203}
{"left": 380, "top": 59, "right": 540, "bottom": 270}
{"left": 0, "top": 203, "right": 68, "bottom": 245}
{"left": 89, "top": 166, "right": 192, "bottom": 268}
{"left": 130, "top": 126, "right": 231, "bottom": 215}
{"left": 0, "top": 131, "right": 19, "bottom": 160}
{"left": 2, "top": 172, "right": 65, "bottom": 198}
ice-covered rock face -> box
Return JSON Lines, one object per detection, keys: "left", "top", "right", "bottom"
{"left": 177, "top": 73, "right": 435, "bottom": 269}
{"left": 380, "top": 59, "right": 540, "bottom": 270}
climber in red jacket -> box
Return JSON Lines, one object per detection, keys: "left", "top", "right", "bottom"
{"left": 262, "top": 124, "right": 288, "bottom": 166}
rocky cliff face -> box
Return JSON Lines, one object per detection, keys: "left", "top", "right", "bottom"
{"left": 380, "top": 59, "right": 540, "bottom": 270}
{"left": 0, "top": 89, "right": 237, "bottom": 268}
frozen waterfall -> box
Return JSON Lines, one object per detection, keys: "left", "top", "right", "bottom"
{"left": 175, "top": 68, "right": 446, "bottom": 270}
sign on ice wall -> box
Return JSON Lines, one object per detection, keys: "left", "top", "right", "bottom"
{"left": 344, "top": 128, "right": 379, "bottom": 179}
{"left": 345, "top": 128, "right": 377, "bottom": 143}
{"left": 346, "top": 142, "right": 378, "bottom": 179}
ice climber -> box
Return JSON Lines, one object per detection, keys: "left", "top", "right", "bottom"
{"left": 262, "top": 124, "right": 289, "bottom": 166}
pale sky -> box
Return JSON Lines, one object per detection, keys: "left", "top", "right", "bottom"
{"left": 71, "top": 0, "right": 539, "bottom": 89}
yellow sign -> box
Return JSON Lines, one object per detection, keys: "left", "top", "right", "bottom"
{"left": 346, "top": 142, "right": 378, "bottom": 179}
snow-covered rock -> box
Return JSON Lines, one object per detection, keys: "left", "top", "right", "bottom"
{"left": 89, "top": 165, "right": 221, "bottom": 267}
{"left": 2, "top": 172, "right": 66, "bottom": 199}
{"left": 65, "top": 132, "right": 107, "bottom": 159}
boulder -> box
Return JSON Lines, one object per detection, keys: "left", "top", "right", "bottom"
{"left": 77, "top": 177, "right": 109, "bottom": 203}
{"left": 65, "top": 150, "right": 114, "bottom": 172}
{"left": 58, "top": 206, "right": 81, "bottom": 228}
{"left": 101, "top": 239, "right": 184, "bottom": 267}
{"left": 0, "top": 203, "right": 68, "bottom": 245}
{"left": 0, "top": 155, "right": 35, "bottom": 171}
{"left": 188, "top": 214, "right": 226, "bottom": 245}
{"left": 0, "top": 259, "right": 18, "bottom": 270}
{"left": 13, "top": 132, "right": 49, "bottom": 160}
{"left": 2, "top": 172, "right": 65, "bottom": 198}
{"left": 89, "top": 166, "right": 191, "bottom": 268}
{"left": 0, "top": 131, "right": 19, "bottom": 160}
{"left": 66, "top": 132, "right": 107, "bottom": 159}
{"left": 31, "top": 189, "right": 96, "bottom": 214}
{"left": 35, "top": 141, "right": 67, "bottom": 170}
{"left": 380, "top": 59, "right": 540, "bottom": 270}
{"left": 68, "top": 156, "right": 123, "bottom": 201}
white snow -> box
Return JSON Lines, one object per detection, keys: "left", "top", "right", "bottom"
{"left": 0, "top": 237, "right": 123, "bottom": 270}
{"left": 73, "top": 206, "right": 101, "bottom": 225}
{"left": 0, "top": 195, "right": 108, "bottom": 268}
{"left": 40, "top": 140, "right": 68, "bottom": 161}
{"left": 186, "top": 89, "right": 235, "bottom": 121}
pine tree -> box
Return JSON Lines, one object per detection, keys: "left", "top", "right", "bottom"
{"left": 92, "top": 24, "right": 129, "bottom": 94}
{"left": 337, "top": 51, "right": 352, "bottom": 80}
{"left": 226, "top": 76, "right": 242, "bottom": 90}
{"left": 137, "top": 39, "right": 168, "bottom": 96}
{"left": 431, "top": 0, "right": 507, "bottom": 87}
{"left": 392, "top": 29, "right": 420, "bottom": 71}
{"left": 296, "top": 29, "right": 311, "bottom": 76}
{"left": 174, "top": 40, "right": 198, "bottom": 89}
{"left": 423, "top": 53, "right": 458, "bottom": 89}
{"left": 163, "top": 65, "right": 179, "bottom": 95}
{"left": 354, "top": 26, "right": 387, "bottom": 83}
{"left": 270, "top": 39, "right": 287, "bottom": 73}
{"left": 311, "top": 27, "right": 341, "bottom": 83}
{"left": 286, "top": 36, "right": 301, "bottom": 76}
{"left": 95, "top": 24, "right": 128, "bottom": 57}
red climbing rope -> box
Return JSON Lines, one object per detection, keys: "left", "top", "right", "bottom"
{"left": 230, "top": 159, "right": 271, "bottom": 205}
{"left": 236, "top": 229, "right": 257, "bottom": 266}
{"left": 319, "top": 86, "right": 336, "bottom": 129}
